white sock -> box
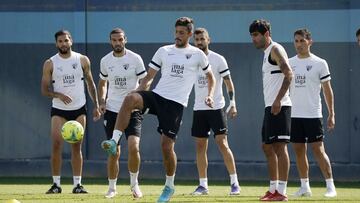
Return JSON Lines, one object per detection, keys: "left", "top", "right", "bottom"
{"left": 165, "top": 175, "right": 175, "bottom": 189}
{"left": 199, "top": 178, "right": 208, "bottom": 188}
{"left": 300, "top": 178, "right": 310, "bottom": 189}
{"left": 130, "top": 171, "right": 139, "bottom": 187}
{"left": 269, "top": 180, "right": 278, "bottom": 193}
{"left": 326, "top": 178, "right": 335, "bottom": 190}
{"left": 230, "top": 173, "right": 239, "bottom": 186}
{"left": 109, "top": 178, "right": 117, "bottom": 191}
{"left": 112, "top": 130, "right": 123, "bottom": 143}
{"left": 278, "top": 181, "right": 287, "bottom": 195}
{"left": 53, "top": 176, "right": 61, "bottom": 186}
{"left": 73, "top": 176, "right": 81, "bottom": 187}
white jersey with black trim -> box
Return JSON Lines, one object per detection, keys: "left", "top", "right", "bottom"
{"left": 149, "top": 44, "right": 211, "bottom": 107}
{"left": 51, "top": 51, "right": 86, "bottom": 110}
{"left": 262, "top": 41, "right": 292, "bottom": 107}
{"left": 100, "top": 49, "right": 147, "bottom": 113}
{"left": 289, "top": 53, "right": 331, "bottom": 118}
{"left": 194, "top": 50, "right": 230, "bottom": 110}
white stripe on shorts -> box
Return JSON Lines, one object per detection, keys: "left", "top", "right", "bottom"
{"left": 278, "top": 135, "right": 290, "bottom": 139}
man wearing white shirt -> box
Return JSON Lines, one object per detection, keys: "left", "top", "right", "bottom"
{"left": 98, "top": 28, "right": 147, "bottom": 199}
{"left": 289, "top": 28, "right": 336, "bottom": 198}
{"left": 249, "top": 19, "right": 293, "bottom": 202}
{"left": 101, "top": 17, "right": 216, "bottom": 202}
{"left": 190, "top": 28, "right": 240, "bottom": 196}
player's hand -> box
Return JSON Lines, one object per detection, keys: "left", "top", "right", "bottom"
{"left": 226, "top": 101, "right": 237, "bottom": 119}
{"left": 205, "top": 96, "right": 214, "bottom": 108}
{"left": 327, "top": 114, "right": 335, "bottom": 132}
{"left": 227, "top": 106, "right": 237, "bottom": 119}
{"left": 271, "top": 100, "right": 281, "bottom": 115}
{"left": 58, "top": 93, "right": 72, "bottom": 105}
{"left": 99, "top": 102, "right": 106, "bottom": 115}
{"left": 93, "top": 107, "right": 101, "bottom": 121}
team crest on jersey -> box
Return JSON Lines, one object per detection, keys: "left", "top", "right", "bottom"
{"left": 56, "top": 66, "right": 63, "bottom": 72}
{"left": 123, "top": 64, "right": 129, "bottom": 70}
{"left": 185, "top": 54, "right": 192, "bottom": 59}
{"left": 72, "top": 63, "right": 78, "bottom": 69}
{"left": 108, "top": 66, "right": 115, "bottom": 72}
{"left": 306, "top": 65, "right": 312, "bottom": 71}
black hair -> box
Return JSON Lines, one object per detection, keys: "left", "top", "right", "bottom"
{"left": 294, "top": 28, "right": 312, "bottom": 40}
{"left": 175, "top": 17, "right": 194, "bottom": 33}
{"left": 54, "top": 30, "right": 72, "bottom": 41}
{"left": 109, "top": 28, "right": 126, "bottom": 39}
{"left": 249, "top": 19, "right": 271, "bottom": 35}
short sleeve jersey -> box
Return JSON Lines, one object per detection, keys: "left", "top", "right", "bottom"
{"left": 100, "top": 49, "right": 147, "bottom": 112}
{"left": 149, "top": 44, "right": 211, "bottom": 107}
{"left": 289, "top": 53, "right": 331, "bottom": 118}
{"left": 194, "top": 50, "right": 230, "bottom": 110}
{"left": 51, "top": 51, "right": 86, "bottom": 110}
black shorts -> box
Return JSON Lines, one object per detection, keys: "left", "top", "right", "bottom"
{"left": 262, "top": 106, "right": 291, "bottom": 144}
{"left": 103, "top": 110, "right": 143, "bottom": 141}
{"left": 138, "top": 91, "right": 184, "bottom": 140}
{"left": 191, "top": 109, "right": 228, "bottom": 138}
{"left": 290, "top": 118, "right": 324, "bottom": 143}
{"left": 51, "top": 105, "right": 87, "bottom": 121}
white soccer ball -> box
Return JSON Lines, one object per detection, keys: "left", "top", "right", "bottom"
{"left": 61, "top": 120, "right": 84, "bottom": 143}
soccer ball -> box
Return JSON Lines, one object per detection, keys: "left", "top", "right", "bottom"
{"left": 61, "top": 120, "right": 84, "bottom": 143}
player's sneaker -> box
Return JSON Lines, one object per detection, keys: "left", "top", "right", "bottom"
{"left": 264, "top": 190, "right": 288, "bottom": 201}
{"left": 101, "top": 139, "right": 117, "bottom": 156}
{"left": 46, "top": 183, "right": 62, "bottom": 194}
{"left": 131, "top": 184, "right": 143, "bottom": 198}
{"left": 191, "top": 185, "right": 209, "bottom": 195}
{"left": 72, "top": 184, "right": 88, "bottom": 194}
{"left": 157, "top": 185, "right": 175, "bottom": 203}
{"left": 260, "top": 191, "right": 273, "bottom": 201}
{"left": 324, "top": 188, "right": 337, "bottom": 197}
{"left": 105, "top": 189, "right": 117, "bottom": 198}
{"left": 293, "top": 187, "right": 312, "bottom": 197}
{"left": 229, "top": 183, "right": 240, "bottom": 195}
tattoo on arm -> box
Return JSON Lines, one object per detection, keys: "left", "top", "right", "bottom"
{"left": 228, "top": 91, "right": 234, "bottom": 101}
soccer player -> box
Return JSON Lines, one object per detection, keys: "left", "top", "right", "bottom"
{"left": 356, "top": 28, "right": 360, "bottom": 46}
{"left": 101, "top": 17, "right": 216, "bottom": 202}
{"left": 41, "top": 30, "right": 101, "bottom": 194}
{"left": 249, "top": 19, "right": 293, "bottom": 201}
{"left": 289, "top": 28, "right": 336, "bottom": 198}
{"left": 191, "top": 27, "right": 240, "bottom": 196}
{"left": 98, "top": 28, "right": 147, "bottom": 198}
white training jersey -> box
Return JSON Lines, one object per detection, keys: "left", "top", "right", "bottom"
{"left": 51, "top": 51, "right": 86, "bottom": 110}
{"left": 289, "top": 53, "right": 331, "bottom": 118}
{"left": 262, "top": 41, "right": 292, "bottom": 107}
{"left": 194, "top": 50, "right": 230, "bottom": 110}
{"left": 100, "top": 49, "right": 147, "bottom": 113}
{"left": 149, "top": 44, "right": 211, "bottom": 107}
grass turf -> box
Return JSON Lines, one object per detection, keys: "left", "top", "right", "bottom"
{"left": 0, "top": 178, "right": 359, "bottom": 202}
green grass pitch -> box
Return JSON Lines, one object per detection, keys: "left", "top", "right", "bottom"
{"left": 0, "top": 178, "right": 359, "bottom": 202}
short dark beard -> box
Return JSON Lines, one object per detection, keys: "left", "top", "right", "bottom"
{"left": 58, "top": 48, "right": 69, "bottom": 54}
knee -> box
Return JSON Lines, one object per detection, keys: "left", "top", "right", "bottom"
{"left": 312, "top": 146, "right": 326, "bottom": 157}
{"left": 52, "top": 139, "right": 62, "bottom": 152}
{"left": 128, "top": 144, "right": 139, "bottom": 155}
{"left": 196, "top": 141, "right": 207, "bottom": 152}
{"left": 161, "top": 141, "right": 173, "bottom": 154}
{"left": 123, "top": 93, "right": 140, "bottom": 109}
{"left": 262, "top": 144, "right": 274, "bottom": 156}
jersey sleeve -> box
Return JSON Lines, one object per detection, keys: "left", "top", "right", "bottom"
{"left": 134, "top": 54, "right": 147, "bottom": 79}
{"left": 199, "top": 51, "right": 211, "bottom": 74}
{"left": 148, "top": 47, "right": 163, "bottom": 71}
{"left": 319, "top": 60, "right": 331, "bottom": 83}
{"left": 99, "top": 58, "right": 108, "bottom": 80}
{"left": 218, "top": 55, "right": 230, "bottom": 77}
